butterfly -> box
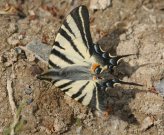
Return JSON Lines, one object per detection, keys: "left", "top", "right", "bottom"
{"left": 37, "top": 5, "right": 142, "bottom": 112}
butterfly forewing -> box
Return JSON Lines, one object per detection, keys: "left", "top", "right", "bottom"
{"left": 49, "top": 6, "right": 94, "bottom": 69}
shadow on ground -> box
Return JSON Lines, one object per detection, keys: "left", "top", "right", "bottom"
{"left": 97, "top": 27, "right": 148, "bottom": 124}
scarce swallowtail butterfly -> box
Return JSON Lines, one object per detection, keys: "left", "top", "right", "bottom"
{"left": 37, "top": 5, "right": 142, "bottom": 112}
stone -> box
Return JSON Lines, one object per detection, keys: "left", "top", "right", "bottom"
{"left": 90, "top": 0, "right": 112, "bottom": 10}
{"left": 141, "top": 116, "right": 154, "bottom": 131}
{"left": 7, "top": 34, "right": 20, "bottom": 46}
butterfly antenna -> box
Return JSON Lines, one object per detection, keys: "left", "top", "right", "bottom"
{"left": 117, "top": 79, "right": 143, "bottom": 86}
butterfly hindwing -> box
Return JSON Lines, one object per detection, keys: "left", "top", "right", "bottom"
{"left": 49, "top": 5, "right": 93, "bottom": 69}
{"left": 38, "top": 65, "right": 107, "bottom": 111}
{"left": 54, "top": 79, "right": 106, "bottom": 111}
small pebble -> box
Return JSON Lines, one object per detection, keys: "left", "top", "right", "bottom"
{"left": 76, "top": 126, "right": 82, "bottom": 135}
{"left": 90, "top": 0, "right": 112, "bottom": 10}
{"left": 26, "top": 98, "right": 33, "bottom": 105}
{"left": 53, "top": 119, "right": 67, "bottom": 133}
{"left": 8, "top": 23, "right": 18, "bottom": 34}
{"left": 32, "top": 104, "right": 39, "bottom": 114}
{"left": 7, "top": 34, "right": 20, "bottom": 46}
{"left": 14, "top": 47, "right": 27, "bottom": 59}
{"left": 24, "top": 85, "right": 33, "bottom": 95}
{"left": 141, "top": 116, "right": 154, "bottom": 131}
{"left": 154, "top": 78, "right": 164, "bottom": 97}
{"left": 120, "top": 34, "right": 127, "bottom": 41}
{"left": 0, "top": 55, "right": 7, "bottom": 63}
{"left": 126, "top": 27, "right": 133, "bottom": 35}
{"left": 15, "top": 47, "right": 22, "bottom": 54}
{"left": 18, "top": 34, "right": 24, "bottom": 40}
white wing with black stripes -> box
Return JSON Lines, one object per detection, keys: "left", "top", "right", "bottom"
{"left": 37, "top": 5, "right": 142, "bottom": 112}
{"left": 38, "top": 5, "right": 107, "bottom": 111}
{"left": 38, "top": 66, "right": 107, "bottom": 111}
{"left": 55, "top": 79, "right": 107, "bottom": 111}
{"left": 48, "top": 5, "right": 94, "bottom": 69}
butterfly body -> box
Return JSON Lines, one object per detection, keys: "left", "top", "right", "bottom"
{"left": 37, "top": 5, "right": 142, "bottom": 111}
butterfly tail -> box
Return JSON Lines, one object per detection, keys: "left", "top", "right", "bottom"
{"left": 103, "top": 78, "right": 143, "bottom": 88}
{"left": 109, "top": 54, "right": 135, "bottom": 66}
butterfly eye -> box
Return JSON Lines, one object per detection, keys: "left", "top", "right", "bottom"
{"left": 95, "top": 67, "right": 102, "bottom": 74}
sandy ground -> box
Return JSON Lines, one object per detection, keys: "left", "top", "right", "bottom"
{"left": 0, "top": 0, "right": 164, "bottom": 135}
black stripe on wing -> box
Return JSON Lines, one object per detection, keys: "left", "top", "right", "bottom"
{"left": 54, "top": 41, "right": 65, "bottom": 50}
{"left": 96, "top": 85, "right": 107, "bottom": 111}
{"left": 62, "top": 87, "right": 72, "bottom": 92}
{"left": 59, "top": 28, "right": 85, "bottom": 58}
{"left": 53, "top": 80, "right": 74, "bottom": 92}
{"left": 71, "top": 5, "right": 93, "bottom": 54}
{"left": 71, "top": 81, "right": 89, "bottom": 99}
{"left": 63, "top": 20, "right": 76, "bottom": 37}
{"left": 78, "top": 94, "right": 87, "bottom": 103}
{"left": 89, "top": 83, "right": 107, "bottom": 111}
{"left": 48, "top": 59, "right": 60, "bottom": 69}
{"left": 52, "top": 80, "right": 59, "bottom": 84}
{"left": 48, "top": 5, "right": 94, "bottom": 69}
{"left": 80, "top": 6, "right": 93, "bottom": 50}
{"left": 51, "top": 48, "right": 74, "bottom": 65}
{"left": 58, "top": 80, "right": 75, "bottom": 89}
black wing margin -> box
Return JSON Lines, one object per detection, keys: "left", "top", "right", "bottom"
{"left": 70, "top": 5, "right": 93, "bottom": 54}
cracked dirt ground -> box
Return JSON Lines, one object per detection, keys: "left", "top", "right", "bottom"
{"left": 0, "top": 0, "right": 164, "bottom": 135}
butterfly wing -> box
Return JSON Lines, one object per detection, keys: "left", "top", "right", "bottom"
{"left": 56, "top": 79, "right": 106, "bottom": 111}
{"left": 38, "top": 66, "right": 107, "bottom": 111}
{"left": 49, "top": 5, "right": 94, "bottom": 69}
{"left": 38, "top": 5, "right": 107, "bottom": 111}
{"left": 37, "top": 5, "right": 140, "bottom": 112}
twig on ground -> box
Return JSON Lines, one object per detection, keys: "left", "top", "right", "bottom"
{"left": 7, "top": 78, "right": 20, "bottom": 135}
